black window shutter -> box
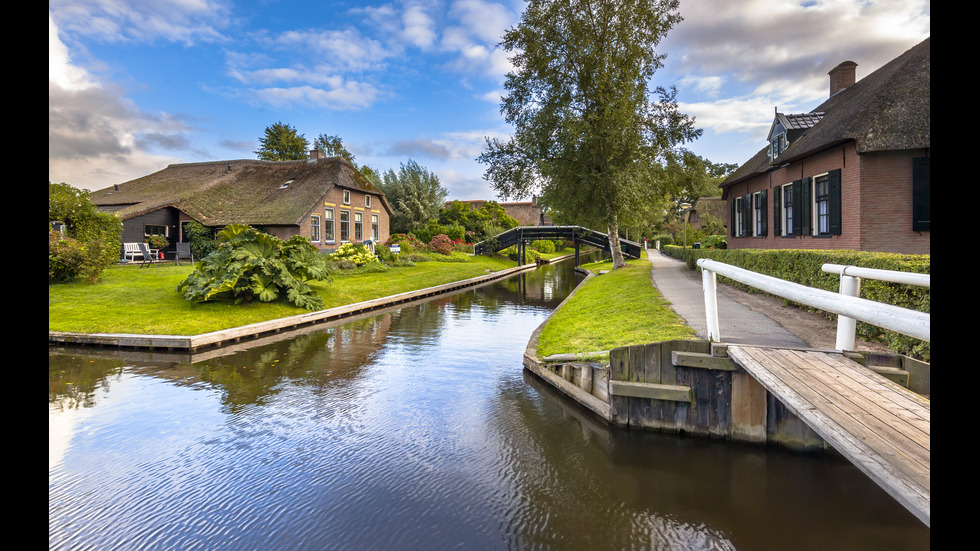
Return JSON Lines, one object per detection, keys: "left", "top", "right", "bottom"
{"left": 800, "top": 177, "right": 812, "bottom": 236}
{"left": 828, "top": 169, "right": 842, "bottom": 235}
{"left": 741, "top": 194, "right": 751, "bottom": 237}
{"left": 772, "top": 186, "right": 781, "bottom": 236}
{"left": 912, "top": 157, "right": 930, "bottom": 231}
{"left": 730, "top": 196, "right": 737, "bottom": 237}
{"left": 791, "top": 180, "right": 803, "bottom": 236}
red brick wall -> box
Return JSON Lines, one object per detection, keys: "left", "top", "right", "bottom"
{"left": 726, "top": 143, "right": 929, "bottom": 254}
{"left": 303, "top": 186, "right": 390, "bottom": 250}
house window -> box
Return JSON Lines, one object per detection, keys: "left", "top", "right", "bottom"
{"left": 365, "top": 195, "right": 372, "bottom": 208}
{"left": 770, "top": 133, "right": 787, "bottom": 161}
{"left": 733, "top": 196, "right": 745, "bottom": 237}
{"left": 343, "top": 190, "right": 351, "bottom": 205}
{"left": 781, "top": 182, "right": 795, "bottom": 236}
{"left": 311, "top": 215, "right": 321, "bottom": 242}
{"left": 371, "top": 214, "right": 379, "bottom": 242}
{"left": 354, "top": 212, "right": 363, "bottom": 241}
{"left": 753, "top": 190, "right": 767, "bottom": 236}
{"left": 340, "top": 210, "right": 350, "bottom": 241}
{"left": 324, "top": 208, "right": 335, "bottom": 242}
{"left": 144, "top": 224, "right": 168, "bottom": 240}
{"left": 814, "top": 174, "right": 830, "bottom": 235}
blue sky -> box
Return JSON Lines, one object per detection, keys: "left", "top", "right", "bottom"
{"left": 49, "top": 0, "right": 929, "bottom": 200}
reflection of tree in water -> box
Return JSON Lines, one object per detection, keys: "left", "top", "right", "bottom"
{"left": 49, "top": 354, "right": 126, "bottom": 411}
{"left": 195, "top": 313, "right": 395, "bottom": 412}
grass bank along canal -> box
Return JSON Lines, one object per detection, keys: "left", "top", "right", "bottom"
{"left": 49, "top": 256, "right": 929, "bottom": 550}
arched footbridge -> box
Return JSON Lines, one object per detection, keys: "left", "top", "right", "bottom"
{"left": 474, "top": 226, "right": 643, "bottom": 265}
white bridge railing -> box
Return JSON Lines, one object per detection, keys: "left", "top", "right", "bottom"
{"left": 696, "top": 259, "right": 930, "bottom": 350}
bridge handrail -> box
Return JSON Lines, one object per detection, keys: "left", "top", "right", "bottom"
{"left": 820, "top": 263, "right": 929, "bottom": 350}
{"left": 696, "top": 258, "right": 929, "bottom": 347}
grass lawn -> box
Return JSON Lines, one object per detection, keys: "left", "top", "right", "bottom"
{"left": 49, "top": 255, "right": 516, "bottom": 335}
{"left": 534, "top": 257, "right": 698, "bottom": 358}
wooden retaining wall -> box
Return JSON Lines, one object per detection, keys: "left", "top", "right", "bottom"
{"left": 524, "top": 338, "right": 928, "bottom": 451}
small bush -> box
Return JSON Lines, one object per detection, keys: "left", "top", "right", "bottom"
{"left": 329, "top": 242, "right": 379, "bottom": 266}
{"left": 531, "top": 239, "right": 555, "bottom": 254}
{"left": 49, "top": 231, "right": 87, "bottom": 284}
{"left": 429, "top": 234, "right": 454, "bottom": 255}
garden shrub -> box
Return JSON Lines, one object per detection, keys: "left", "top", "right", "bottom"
{"left": 329, "top": 242, "right": 379, "bottom": 266}
{"left": 48, "top": 182, "right": 122, "bottom": 284}
{"left": 531, "top": 239, "right": 555, "bottom": 254}
{"left": 48, "top": 231, "right": 87, "bottom": 284}
{"left": 429, "top": 234, "right": 454, "bottom": 255}
{"left": 184, "top": 220, "right": 218, "bottom": 259}
{"left": 177, "top": 224, "right": 330, "bottom": 310}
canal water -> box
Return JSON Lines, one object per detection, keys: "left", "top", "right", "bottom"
{"left": 49, "top": 257, "right": 929, "bottom": 550}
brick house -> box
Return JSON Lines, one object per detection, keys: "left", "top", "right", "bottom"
{"left": 720, "top": 37, "right": 929, "bottom": 254}
{"left": 90, "top": 151, "right": 392, "bottom": 258}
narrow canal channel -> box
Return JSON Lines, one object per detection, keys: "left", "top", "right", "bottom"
{"left": 49, "top": 256, "right": 929, "bottom": 550}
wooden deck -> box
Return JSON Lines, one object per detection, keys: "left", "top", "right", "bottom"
{"left": 726, "top": 345, "right": 930, "bottom": 527}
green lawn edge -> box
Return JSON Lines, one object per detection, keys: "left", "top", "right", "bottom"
{"left": 534, "top": 257, "right": 698, "bottom": 358}
{"left": 49, "top": 255, "right": 517, "bottom": 335}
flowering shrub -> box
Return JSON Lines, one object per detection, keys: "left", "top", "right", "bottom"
{"left": 147, "top": 234, "right": 169, "bottom": 249}
{"left": 429, "top": 234, "right": 453, "bottom": 255}
{"left": 329, "top": 242, "right": 378, "bottom": 266}
{"left": 385, "top": 233, "right": 428, "bottom": 253}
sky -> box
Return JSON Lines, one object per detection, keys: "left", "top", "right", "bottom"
{"left": 49, "top": 0, "right": 930, "bottom": 200}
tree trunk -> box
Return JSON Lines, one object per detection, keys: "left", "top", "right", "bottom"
{"left": 607, "top": 214, "right": 627, "bottom": 269}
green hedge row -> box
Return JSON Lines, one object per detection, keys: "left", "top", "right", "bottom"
{"left": 662, "top": 245, "right": 930, "bottom": 361}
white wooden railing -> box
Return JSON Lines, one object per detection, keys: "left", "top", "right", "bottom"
{"left": 696, "top": 259, "right": 930, "bottom": 350}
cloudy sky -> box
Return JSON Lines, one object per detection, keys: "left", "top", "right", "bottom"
{"left": 49, "top": 0, "right": 929, "bottom": 199}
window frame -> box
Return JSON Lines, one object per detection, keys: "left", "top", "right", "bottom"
{"left": 343, "top": 189, "right": 351, "bottom": 205}
{"left": 310, "top": 214, "right": 321, "bottom": 242}
{"left": 340, "top": 209, "right": 350, "bottom": 242}
{"left": 324, "top": 208, "right": 335, "bottom": 242}
{"left": 354, "top": 211, "right": 363, "bottom": 241}
{"left": 371, "top": 214, "right": 379, "bottom": 242}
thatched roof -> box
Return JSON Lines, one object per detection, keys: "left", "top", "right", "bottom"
{"left": 721, "top": 37, "right": 930, "bottom": 188}
{"left": 90, "top": 157, "right": 391, "bottom": 226}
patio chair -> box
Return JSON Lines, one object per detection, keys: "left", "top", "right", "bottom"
{"left": 137, "top": 243, "right": 159, "bottom": 268}
{"left": 174, "top": 242, "right": 195, "bottom": 265}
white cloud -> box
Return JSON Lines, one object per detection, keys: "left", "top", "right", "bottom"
{"left": 49, "top": 0, "right": 233, "bottom": 45}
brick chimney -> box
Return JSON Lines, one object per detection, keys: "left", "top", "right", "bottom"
{"left": 309, "top": 149, "right": 321, "bottom": 160}
{"left": 828, "top": 60, "right": 857, "bottom": 97}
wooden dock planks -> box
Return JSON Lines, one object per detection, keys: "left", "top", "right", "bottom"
{"left": 726, "top": 345, "right": 930, "bottom": 527}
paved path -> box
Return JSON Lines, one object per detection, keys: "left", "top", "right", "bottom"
{"left": 646, "top": 249, "right": 810, "bottom": 348}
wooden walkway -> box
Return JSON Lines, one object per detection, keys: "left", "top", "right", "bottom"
{"left": 726, "top": 345, "right": 930, "bottom": 527}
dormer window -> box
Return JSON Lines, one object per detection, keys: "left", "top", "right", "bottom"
{"left": 770, "top": 133, "right": 787, "bottom": 161}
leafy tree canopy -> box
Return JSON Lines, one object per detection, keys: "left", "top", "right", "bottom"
{"left": 255, "top": 122, "right": 309, "bottom": 161}
{"left": 379, "top": 160, "right": 448, "bottom": 234}
{"left": 313, "top": 133, "right": 357, "bottom": 165}
{"left": 478, "top": 0, "right": 700, "bottom": 268}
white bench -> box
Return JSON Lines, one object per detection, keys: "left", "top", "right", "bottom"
{"left": 123, "top": 242, "right": 158, "bottom": 262}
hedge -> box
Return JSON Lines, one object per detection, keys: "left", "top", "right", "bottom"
{"left": 662, "top": 245, "right": 930, "bottom": 361}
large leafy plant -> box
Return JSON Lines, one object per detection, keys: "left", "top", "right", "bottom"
{"left": 176, "top": 225, "right": 330, "bottom": 310}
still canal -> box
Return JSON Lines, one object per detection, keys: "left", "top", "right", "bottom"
{"left": 49, "top": 256, "right": 929, "bottom": 550}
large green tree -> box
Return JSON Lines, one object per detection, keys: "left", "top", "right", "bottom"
{"left": 379, "top": 160, "right": 448, "bottom": 234}
{"left": 313, "top": 133, "right": 357, "bottom": 165}
{"left": 255, "top": 122, "right": 309, "bottom": 161}
{"left": 478, "top": 0, "right": 700, "bottom": 268}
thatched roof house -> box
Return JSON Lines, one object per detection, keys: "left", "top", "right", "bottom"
{"left": 720, "top": 37, "right": 929, "bottom": 254}
{"left": 91, "top": 153, "right": 393, "bottom": 257}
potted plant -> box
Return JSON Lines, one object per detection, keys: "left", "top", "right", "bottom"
{"left": 147, "top": 235, "right": 169, "bottom": 259}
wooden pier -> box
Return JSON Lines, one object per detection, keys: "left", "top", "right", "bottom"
{"left": 523, "top": 338, "right": 930, "bottom": 527}
{"left": 727, "top": 345, "right": 929, "bottom": 527}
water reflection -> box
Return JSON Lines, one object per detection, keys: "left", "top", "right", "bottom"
{"left": 49, "top": 256, "right": 928, "bottom": 550}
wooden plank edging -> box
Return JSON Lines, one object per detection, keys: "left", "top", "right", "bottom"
{"left": 49, "top": 263, "right": 538, "bottom": 351}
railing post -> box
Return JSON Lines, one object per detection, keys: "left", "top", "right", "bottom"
{"left": 835, "top": 271, "right": 861, "bottom": 351}
{"left": 701, "top": 265, "right": 720, "bottom": 342}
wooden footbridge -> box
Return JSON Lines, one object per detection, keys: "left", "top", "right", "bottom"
{"left": 474, "top": 225, "right": 642, "bottom": 264}
{"left": 524, "top": 259, "right": 930, "bottom": 526}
